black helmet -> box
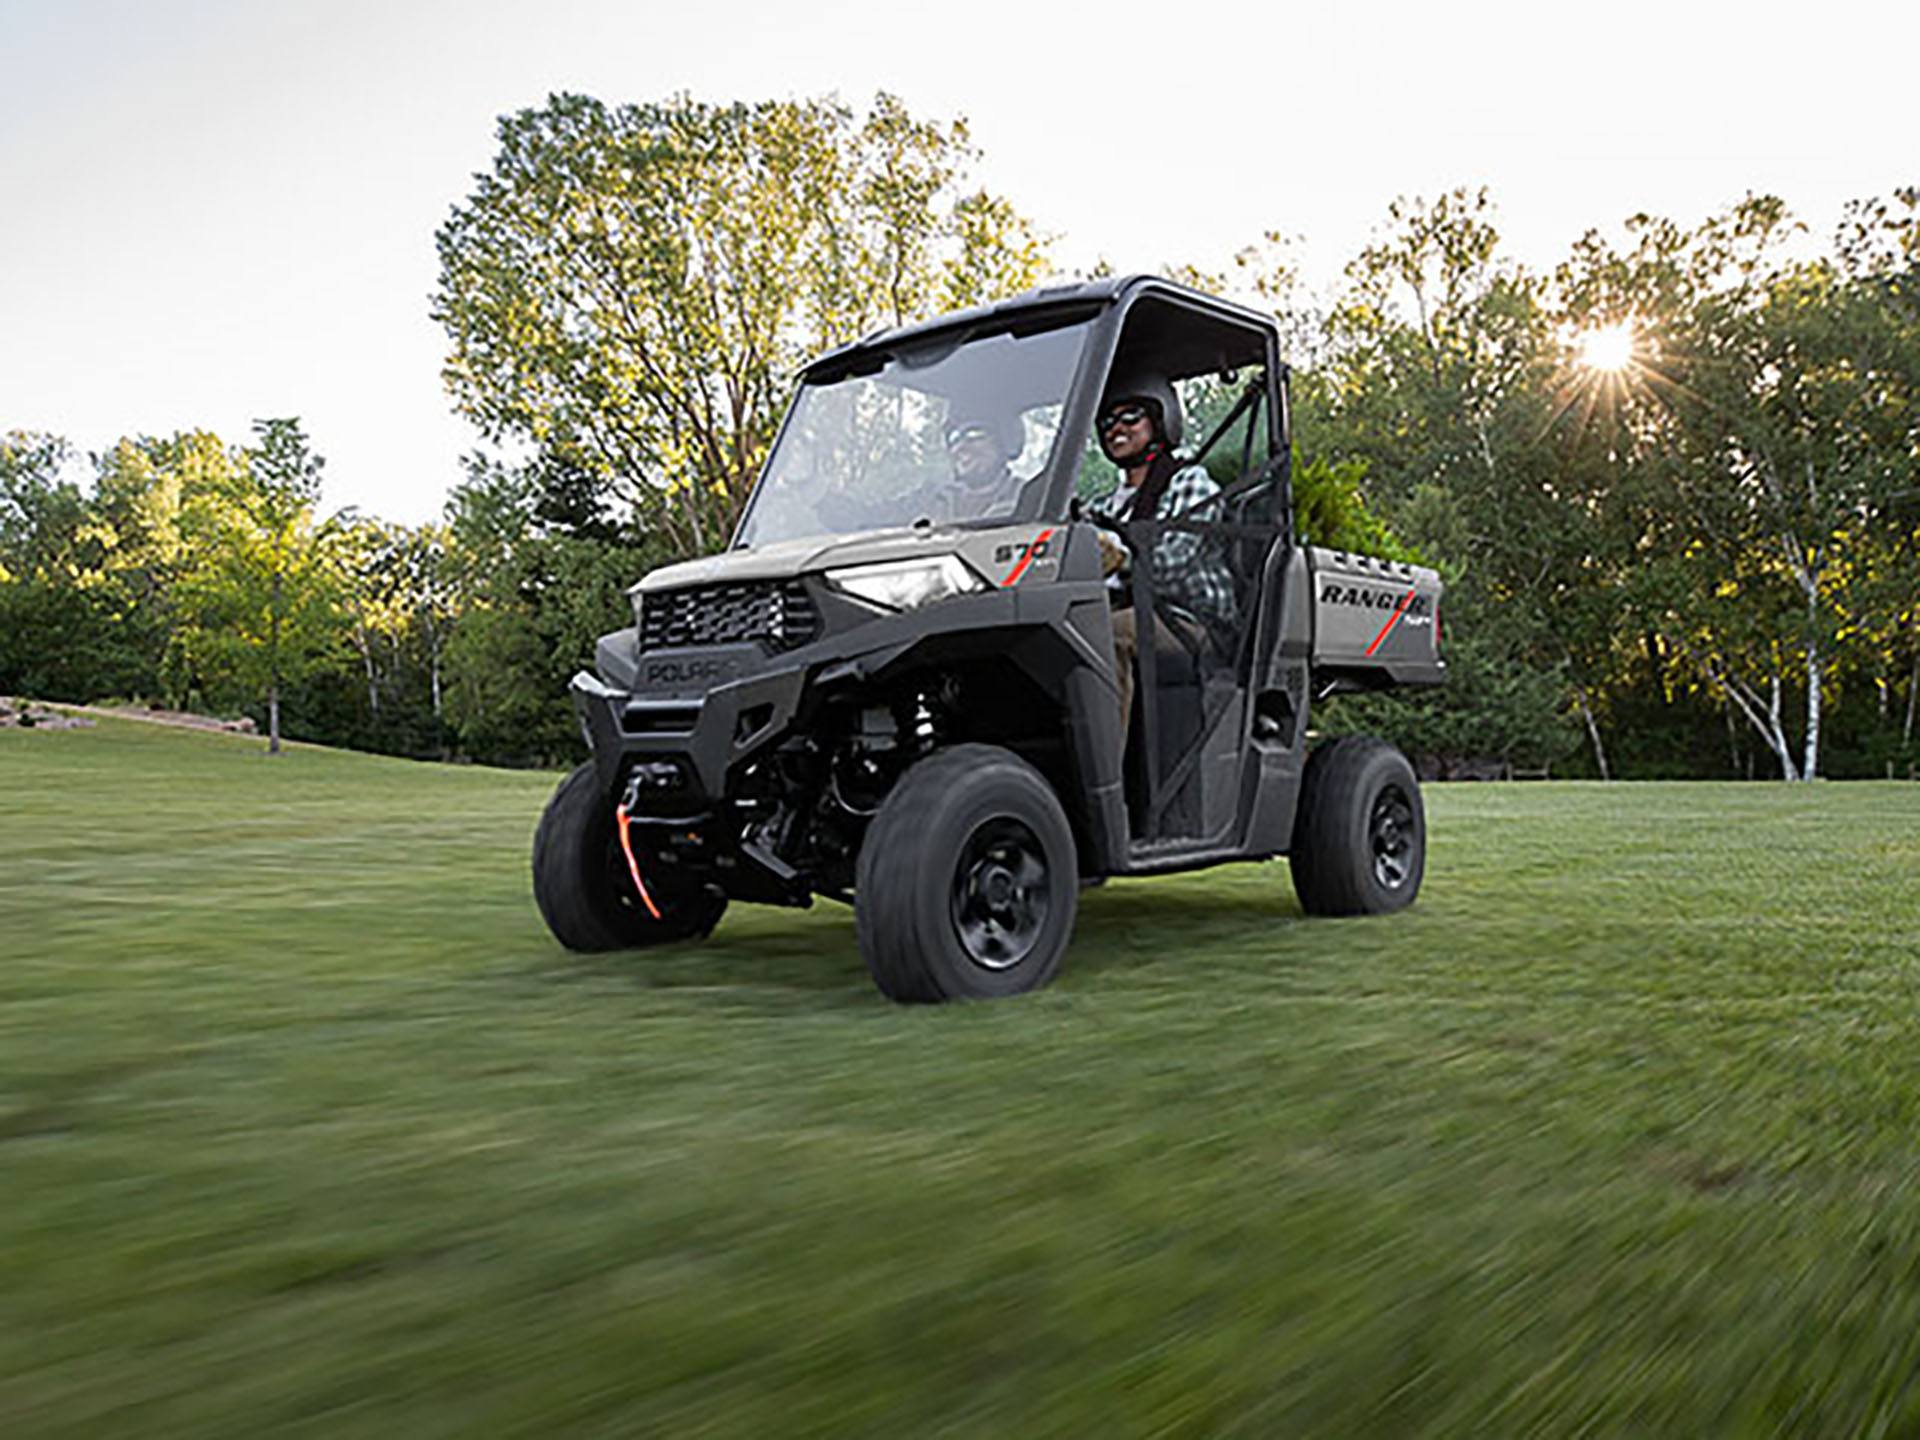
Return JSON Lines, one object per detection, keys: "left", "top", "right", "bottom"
{"left": 944, "top": 412, "right": 1025, "bottom": 463}
{"left": 1099, "top": 372, "right": 1183, "bottom": 449}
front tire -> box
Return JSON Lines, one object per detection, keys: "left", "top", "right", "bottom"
{"left": 532, "top": 763, "right": 727, "bottom": 951}
{"left": 856, "top": 744, "right": 1079, "bottom": 1003}
{"left": 1289, "top": 736, "right": 1426, "bottom": 916}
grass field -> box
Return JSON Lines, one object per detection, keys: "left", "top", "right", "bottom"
{"left": 4, "top": 717, "right": 1920, "bottom": 1437}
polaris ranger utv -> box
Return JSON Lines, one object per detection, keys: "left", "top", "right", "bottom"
{"left": 534, "top": 276, "right": 1444, "bottom": 1001}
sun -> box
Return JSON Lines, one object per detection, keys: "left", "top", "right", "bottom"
{"left": 1577, "top": 321, "right": 1635, "bottom": 372}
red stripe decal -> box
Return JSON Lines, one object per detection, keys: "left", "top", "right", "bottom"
{"left": 1364, "top": 588, "right": 1416, "bottom": 657}
{"left": 1001, "top": 528, "right": 1055, "bottom": 588}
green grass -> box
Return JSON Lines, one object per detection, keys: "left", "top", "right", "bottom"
{"left": 4, "top": 718, "right": 1920, "bottom": 1437}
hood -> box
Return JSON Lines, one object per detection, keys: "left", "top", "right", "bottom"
{"left": 633, "top": 525, "right": 973, "bottom": 594}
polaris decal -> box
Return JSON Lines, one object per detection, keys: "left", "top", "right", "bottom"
{"left": 643, "top": 657, "right": 737, "bottom": 686}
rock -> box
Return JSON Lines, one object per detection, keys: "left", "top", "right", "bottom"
{"left": 1, "top": 701, "right": 94, "bottom": 731}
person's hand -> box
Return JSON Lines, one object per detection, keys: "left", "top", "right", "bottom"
{"left": 1096, "top": 529, "right": 1128, "bottom": 577}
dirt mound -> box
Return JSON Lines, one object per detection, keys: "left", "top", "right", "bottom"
{"left": 0, "top": 698, "right": 97, "bottom": 731}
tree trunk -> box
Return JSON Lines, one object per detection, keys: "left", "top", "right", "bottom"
{"left": 359, "top": 630, "right": 380, "bottom": 720}
{"left": 1707, "top": 653, "right": 1799, "bottom": 781}
{"left": 1573, "top": 685, "right": 1610, "bottom": 781}
{"left": 426, "top": 615, "right": 443, "bottom": 721}
{"left": 1769, "top": 674, "right": 1799, "bottom": 781}
{"left": 1802, "top": 632, "right": 1822, "bottom": 782}
{"left": 269, "top": 568, "right": 283, "bottom": 756}
{"left": 1905, "top": 650, "right": 1918, "bottom": 749}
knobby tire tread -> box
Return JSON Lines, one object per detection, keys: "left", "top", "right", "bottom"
{"left": 532, "top": 762, "right": 725, "bottom": 952}
{"left": 856, "top": 743, "right": 1075, "bottom": 1003}
{"left": 1290, "top": 735, "right": 1422, "bottom": 917}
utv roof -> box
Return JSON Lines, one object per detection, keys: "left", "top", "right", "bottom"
{"left": 797, "top": 274, "right": 1278, "bottom": 384}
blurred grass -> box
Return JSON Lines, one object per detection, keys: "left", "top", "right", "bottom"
{"left": 3, "top": 718, "right": 1920, "bottom": 1437}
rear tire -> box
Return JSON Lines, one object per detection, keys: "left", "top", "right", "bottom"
{"left": 532, "top": 763, "right": 727, "bottom": 951}
{"left": 1289, "top": 735, "right": 1426, "bottom": 916}
{"left": 856, "top": 744, "right": 1078, "bottom": 1003}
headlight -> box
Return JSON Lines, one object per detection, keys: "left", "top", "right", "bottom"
{"left": 823, "top": 555, "right": 986, "bottom": 612}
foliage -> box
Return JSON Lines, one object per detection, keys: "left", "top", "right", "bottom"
{"left": 166, "top": 420, "right": 349, "bottom": 752}
{"left": 1292, "top": 185, "right": 1920, "bottom": 780}
{"left": 0, "top": 432, "right": 150, "bottom": 699}
{"left": 1550, "top": 196, "right": 1920, "bottom": 778}
{"left": 433, "top": 91, "right": 1049, "bottom": 556}
{"left": 1291, "top": 451, "right": 1418, "bottom": 560}
{"left": 0, "top": 431, "right": 82, "bottom": 582}
{"left": 6, "top": 88, "right": 1917, "bottom": 780}
{"left": 1301, "top": 190, "right": 1585, "bottom": 770}
{"left": 438, "top": 455, "right": 661, "bottom": 767}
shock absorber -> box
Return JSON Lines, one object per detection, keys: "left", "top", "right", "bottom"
{"left": 910, "top": 689, "right": 937, "bottom": 749}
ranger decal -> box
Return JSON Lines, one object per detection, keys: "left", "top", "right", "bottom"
{"left": 1320, "top": 583, "right": 1432, "bottom": 618}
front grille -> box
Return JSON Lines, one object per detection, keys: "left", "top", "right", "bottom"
{"left": 639, "top": 580, "right": 820, "bottom": 653}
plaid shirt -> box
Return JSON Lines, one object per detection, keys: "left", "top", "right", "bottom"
{"left": 1093, "top": 464, "right": 1239, "bottom": 630}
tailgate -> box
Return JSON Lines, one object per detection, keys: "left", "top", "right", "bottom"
{"left": 1307, "top": 546, "right": 1445, "bottom": 687}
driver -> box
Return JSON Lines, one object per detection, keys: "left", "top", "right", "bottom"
{"left": 927, "top": 411, "right": 1027, "bottom": 524}
{"left": 1092, "top": 375, "right": 1238, "bottom": 745}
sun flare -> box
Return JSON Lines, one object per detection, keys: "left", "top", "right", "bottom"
{"left": 1577, "top": 322, "right": 1635, "bottom": 372}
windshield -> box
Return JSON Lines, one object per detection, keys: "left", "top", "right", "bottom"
{"left": 735, "top": 319, "right": 1091, "bottom": 548}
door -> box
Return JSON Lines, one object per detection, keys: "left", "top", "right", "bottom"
{"left": 1084, "top": 297, "right": 1285, "bottom": 845}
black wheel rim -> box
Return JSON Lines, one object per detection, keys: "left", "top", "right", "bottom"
{"left": 950, "top": 817, "right": 1050, "bottom": 971}
{"left": 1369, "top": 784, "right": 1416, "bottom": 890}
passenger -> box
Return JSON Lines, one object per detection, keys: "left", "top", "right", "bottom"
{"left": 1092, "top": 376, "right": 1238, "bottom": 746}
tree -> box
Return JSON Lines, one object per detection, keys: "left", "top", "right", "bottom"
{"left": 1568, "top": 196, "right": 1920, "bottom": 779}
{"left": 1834, "top": 190, "right": 1920, "bottom": 771}
{"left": 1305, "top": 190, "right": 1587, "bottom": 774}
{"left": 0, "top": 431, "right": 201, "bottom": 703}
{"left": 433, "top": 91, "right": 1049, "bottom": 560}
{"left": 174, "top": 420, "right": 347, "bottom": 753}
{"left": 0, "top": 431, "right": 128, "bottom": 700}
{"left": 434, "top": 454, "right": 660, "bottom": 767}
{"left": 0, "top": 431, "right": 81, "bottom": 581}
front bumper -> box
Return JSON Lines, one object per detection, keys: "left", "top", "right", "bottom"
{"left": 572, "top": 663, "right": 810, "bottom": 811}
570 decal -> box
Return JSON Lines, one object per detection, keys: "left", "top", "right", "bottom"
{"left": 996, "top": 529, "right": 1056, "bottom": 587}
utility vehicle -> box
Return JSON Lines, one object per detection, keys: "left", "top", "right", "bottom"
{"left": 534, "top": 276, "right": 1445, "bottom": 1001}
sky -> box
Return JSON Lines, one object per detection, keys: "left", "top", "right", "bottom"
{"left": 3, "top": 0, "right": 1915, "bottom": 524}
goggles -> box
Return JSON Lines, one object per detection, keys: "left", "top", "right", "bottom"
{"left": 945, "top": 423, "right": 996, "bottom": 450}
{"left": 1099, "top": 403, "right": 1151, "bottom": 434}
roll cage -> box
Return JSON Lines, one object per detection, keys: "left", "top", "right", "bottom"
{"left": 734, "top": 276, "right": 1301, "bottom": 849}
{"left": 736, "top": 276, "right": 1294, "bottom": 546}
